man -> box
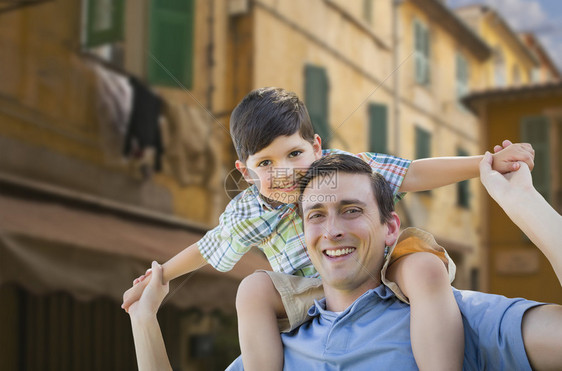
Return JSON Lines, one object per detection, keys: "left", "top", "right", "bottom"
{"left": 128, "top": 153, "right": 562, "bottom": 370}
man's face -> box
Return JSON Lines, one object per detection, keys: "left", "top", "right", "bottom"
{"left": 301, "top": 173, "right": 399, "bottom": 293}
{"left": 236, "top": 133, "right": 322, "bottom": 205}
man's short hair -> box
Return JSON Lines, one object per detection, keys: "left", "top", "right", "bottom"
{"left": 298, "top": 154, "right": 395, "bottom": 223}
{"left": 230, "top": 87, "right": 316, "bottom": 163}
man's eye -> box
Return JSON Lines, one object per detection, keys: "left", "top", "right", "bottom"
{"left": 344, "top": 208, "right": 361, "bottom": 215}
{"left": 289, "top": 151, "right": 302, "bottom": 158}
{"left": 258, "top": 160, "right": 271, "bottom": 167}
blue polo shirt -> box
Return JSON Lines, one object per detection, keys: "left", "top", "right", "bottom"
{"left": 227, "top": 285, "right": 543, "bottom": 370}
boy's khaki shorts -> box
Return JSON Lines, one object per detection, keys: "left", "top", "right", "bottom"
{"left": 263, "top": 227, "right": 456, "bottom": 332}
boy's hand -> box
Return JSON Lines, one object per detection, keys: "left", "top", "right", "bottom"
{"left": 491, "top": 140, "right": 534, "bottom": 173}
{"left": 122, "top": 268, "right": 153, "bottom": 313}
{"left": 127, "top": 261, "right": 169, "bottom": 319}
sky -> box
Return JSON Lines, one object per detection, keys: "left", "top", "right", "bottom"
{"left": 447, "top": 0, "right": 562, "bottom": 73}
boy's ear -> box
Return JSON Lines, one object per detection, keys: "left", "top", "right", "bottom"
{"left": 313, "top": 134, "right": 322, "bottom": 159}
{"left": 235, "top": 160, "right": 253, "bottom": 184}
{"left": 384, "top": 212, "right": 401, "bottom": 247}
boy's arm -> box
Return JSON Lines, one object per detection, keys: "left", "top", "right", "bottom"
{"left": 161, "top": 242, "right": 208, "bottom": 283}
{"left": 122, "top": 242, "right": 208, "bottom": 311}
{"left": 399, "top": 142, "right": 534, "bottom": 192}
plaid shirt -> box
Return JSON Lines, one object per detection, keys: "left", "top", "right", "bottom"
{"left": 198, "top": 149, "right": 411, "bottom": 277}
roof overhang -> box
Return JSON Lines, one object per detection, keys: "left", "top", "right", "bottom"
{"left": 0, "top": 193, "right": 271, "bottom": 311}
{"left": 463, "top": 81, "right": 562, "bottom": 114}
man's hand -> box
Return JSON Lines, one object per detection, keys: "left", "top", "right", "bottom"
{"left": 127, "top": 261, "right": 169, "bottom": 320}
{"left": 491, "top": 139, "right": 534, "bottom": 173}
{"left": 479, "top": 151, "right": 534, "bottom": 209}
{"left": 122, "top": 268, "right": 152, "bottom": 313}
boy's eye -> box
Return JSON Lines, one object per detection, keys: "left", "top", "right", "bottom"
{"left": 307, "top": 212, "right": 324, "bottom": 220}
{"left": 258, "top": 160, "right": 272, "bottom": 167}
{"left": 289, "top": 150, "right": 302, "bottom": 158}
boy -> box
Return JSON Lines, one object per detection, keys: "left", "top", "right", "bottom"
{"left": 122, "top": 87, "right": 534, "bottom": 370}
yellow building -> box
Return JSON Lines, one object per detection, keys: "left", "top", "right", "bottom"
{"left": 1, "top": 0, "right": 558, "bottom": 369}
{"left": 455, "top": 5, "right": 540, "bottom": 88}
{"left": 396, "top": 0, "right": 491, "bottom": 289}
{"left": 465, "top": 82, "right": 562, "bottom": 304}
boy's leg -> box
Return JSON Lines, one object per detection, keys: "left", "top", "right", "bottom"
{"left": 386, "top": 252, "right": 463, "bottom": 371}
{"left": 236, "top": 271, "right": 286, "bottom": 371}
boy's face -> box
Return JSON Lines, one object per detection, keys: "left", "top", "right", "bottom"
{"left": 236, "top": 133, "right": 322, "bottom": 205}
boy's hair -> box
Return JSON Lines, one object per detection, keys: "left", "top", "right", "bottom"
{"left": 230, "top": 87, "right": 316, "bottom": 163}
{"left": 298, "top": 154, "right": 395, "bottom": 223}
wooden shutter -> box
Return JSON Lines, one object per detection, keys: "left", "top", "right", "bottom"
{"left": 415, "top": 126, "right": 431, "bottom": 159}
{"left": 521, "top": 116, "right": 550, "bottom": 200}
{"left": 414, "top": 20, "right": 424, "bottom": 84}
{"left": 86, "top": 0, "right": 125, "bottom": 47}
{"left": 148, "top": 0, "right": 194, "bottom": 88}
{"left": 457, "top": 148, "right": 470, "bottom": 208}
{"left": 368, "top": 103, "right": 387, "bottom": 153}
{"left": 304, "top": 65, "right": 330, "bottom": 147}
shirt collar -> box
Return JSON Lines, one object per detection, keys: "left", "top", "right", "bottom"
{"left": 307, "top": 284, "right": 396, "bottom": 318}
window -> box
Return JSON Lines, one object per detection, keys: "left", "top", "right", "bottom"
{"left": 363, "top": 0, "right": 373, "bottom": 24}
{"left": 456, "top": 53, "right": 469, "bottom": 104}
{"left": 304, "top": 65, "right": 330, "bottom": 148}
{"left": 457, "top": 148, "right": 470, "bottom": 208}
{"left": 415, "top": 126, "right": 431, "bottom": 159}
{"left": 513, "top": 65, "right": 521, "bottom": 86}
{"left": 148, "top": 0, "right": 195, "bottom": 89}
{"left": 493, "top": 46, "right": 506, "bottom": 87}
{"left": 368, "top": 103, "right": 387, "bottom": 153}
{"left": 85, "top": 0, "right": 125, "bottom": 47}
{"left": 83, "top": 0, "right": 125, "bottom": 66}
{"left": 415, "top": 126, "right": 431, "bottom": 194}
{"left": 414, "top": 20, "right": 430, "bottom": 85}
{"left": 521, "top": 116, "right": 550, "bottom": 200}
{"left": 531, "top": 68, "right": 540, "bottom": 83}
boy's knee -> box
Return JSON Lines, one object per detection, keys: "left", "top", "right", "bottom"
{"left": 236, "top": 271, "right": 276, "bottom": 311}
{"left": 403, "top": 252, "right": 449, "bottom": 290}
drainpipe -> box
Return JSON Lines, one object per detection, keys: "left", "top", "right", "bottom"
{"left": 393, "top": 0, "right": 402, "bottom": 156}
{"left": 207, "top": 0, "right": 215, "bottom": 111}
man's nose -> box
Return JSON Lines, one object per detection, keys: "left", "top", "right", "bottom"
{"left": 323, "top": 215, "right": 344, "bottom": 240}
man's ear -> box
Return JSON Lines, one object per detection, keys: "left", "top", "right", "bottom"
{"left": 235, "top": 160, "right": 253, "bottom": 184}
{"left": 312, "top": 134, "right": 322, "bottom": 159}
{"left": 384, "top": 212, "right": 401, "bottom": 247}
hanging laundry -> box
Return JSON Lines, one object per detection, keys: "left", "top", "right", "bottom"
{"left": 124, "top": 77, "right": 164, "bottom": 171}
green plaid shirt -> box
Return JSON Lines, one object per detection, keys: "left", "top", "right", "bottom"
{"left": 198, "top": 149, "right": 411, "bottom": 277}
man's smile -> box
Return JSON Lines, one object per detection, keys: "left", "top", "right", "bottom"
{"left": 323, "top": 247, "right": 356, "bottom": 258}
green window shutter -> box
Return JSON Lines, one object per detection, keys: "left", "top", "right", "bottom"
{"left": 414, "top": 21, "right": 424, "bottom": 84}
{"left": 363, "top": 0, "right": 373, "bottom": 24}
{"left": 414, "top": 20, "right": 430, "bottom": 85}
{"left": 423, "top": 26, "right": 430, "bottom": 84}
{"left": 148, "top": 0, "right": 194, "bottom": 89}
{"left": 457, "top": 148, "right": 470, "bottom": 208}
{"left": 521, "top": 116, "right": 551, "bottom": 200}
{"left": 415, "top": 126, "right": 431, "bottom": 159}
{"left": 304, "top": 65, "right": 330, "bottom": 147}
{"left": 86, "top": 0, "right": 125, "bottom": 47}
{"left": 368, "top": 103, "right": 387, "bottom": 153}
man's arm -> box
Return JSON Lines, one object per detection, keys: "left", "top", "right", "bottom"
{"left": 479, "top": 152, "right": 562, "bottom": 370}
{"left": 479, "top": 152, "right": 562, "bottom": 282}
{"left": 128, "top": 261, "right": 173, "bottom": 371}
{"left": 399, "top": 142, "right": 534, "bottom": 192}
